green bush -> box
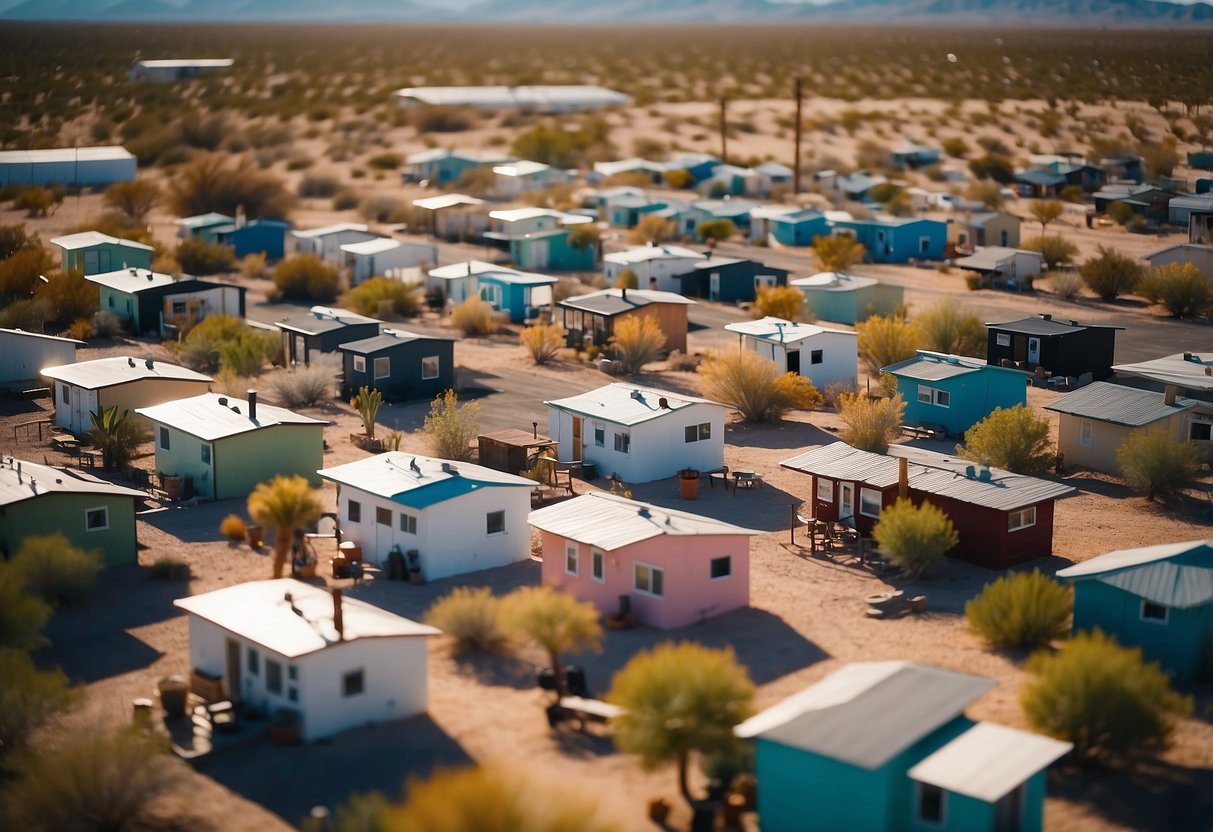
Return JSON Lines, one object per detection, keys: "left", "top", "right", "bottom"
{"left": 410, "top": 105, "right": 473, "bottom": 133}
{"left": 914, "top": 300, "right": 986, "bottom": 357}
{"left": 425, "top": 587, "right": 507, "bottom": 653}
{"left": 175, "top": 237, "right": 237, "bottom": 275}
{"left": 424, "top": 389, "right": 480, "bottom": 461}
{"left": 10, "top": 533, "right": 103, "bottom": 607}
{"left": 698, "top": 348, "right": 822, "bottom": 422}
{"left": 872, "top": 498, "right": 958, "bottom": 579}
{"left": 856, "top": 313, "right": 918, "bottom": 374}
{"left": 273, "top": 254, "right": 340, "bottom": 302}
{"left": 298, "top": 172, "right": 341, "bottom": 198}
{"left": 168, "top": 152, "right": 292, "bottom": 219}
{"left": 965, "top": 569, "right": 1072, "bottom": 650}
{"left": 520, "top": 324, "right": 566, "bottom": 365}
{"left": 1116, "top": 428, "right": 1200, "bottom": 502}
{"left": 958, "top": 405, "right": 1054, "bottom": 475}
{"left": 696, "top": 219, "right": 737, "bottom": 242}
{"left": 838, "top": 392, "right": 905, "bottom": 454}
{"left": 148, "top": 556, "right": 191, "bottom": 581}
{"left": 367, "top": 151, "right": 403, "bottom": 170}
{"left": 219, "top": 329, "right": 280, "bottom": 376}
{"left": 0, "top": 648, "right": 80, "bottom": 761}
{"left": 1137, "top": 263, "right": 1213, "bottom": 319}
{"left": 1022, "top": 629, "right": 1192, "bottom": 763}
{"left": 342, "top": 277, "right": 420, "bottom": 321}
{"left": 1080, "top": 245, "right": 1142, "bottom": 301}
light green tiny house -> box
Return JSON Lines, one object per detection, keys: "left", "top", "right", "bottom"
{"left": 49, "top": 230, "right": 153, "bottom": 276}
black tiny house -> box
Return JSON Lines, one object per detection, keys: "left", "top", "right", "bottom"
{"left": 985, "top": 314, "right": 1121, "bottom": 381}
{"left": 339, "top": 329, "right": 455, "bottom": 401}
{"left": 276, "top": 307, "right": 381, "bottom": 366}
{"left": 676, "top": 257, "right": 789, "bottom": 303}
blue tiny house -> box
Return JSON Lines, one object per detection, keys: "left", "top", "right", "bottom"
{"left": 769, "top": 210, "right": 830, "bottom": 246}
{"left": 212, "top": 219, "right": 289, "bottom": 260}
{"left": 885, "top": 351, "right": 1029, "bottom": 436}
{"left": 505, "top": 228, "right": 596, "bottom": 272}
{"left": 476, "top": 270, "right": 559, "bottom": 322}
{"left": 830, "top": 218, "right": 947, "bottom": 263}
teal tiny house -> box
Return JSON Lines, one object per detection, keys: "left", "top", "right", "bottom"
{"left": 886, "top": 351, "right": 1029, "bottom": 437}
{"left": 1058, "top": 540, "right": 1213, "bottom": 680}
{"left": 790, "top": 272, "right": 904, "bottom": 325}
{"left": 50, "top": 231, "right": 153, "bottom": 276}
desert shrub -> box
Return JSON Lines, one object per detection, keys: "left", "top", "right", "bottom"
{"left": 90, "top": 310, "right": 124, "bottom": 339}
{"left": 941, "top": 136, "right": 969, "bottom": 158}
{"left": 958, "top": 405, "right": 1054, "bottom": 475}
{"left": 965, "top": 181, "right": 1004, "bottom": 209}
{"left": 0, "top": 649, "right": 79, "bottom": 762}
{"left": 914, "top": 300, "right": 985, "bottom": 357}
{"left": 172, "top": 314, "right": 246, "bottom": 372}
{"left": 240, "top": 252, "right": 268, "bottom": 280}
{"left": 666, "top": 350, "right": 701, "bottom": 372}
{"left": 1116, "top": 429, "right": 1200, "bottom": 502}
{"left": 219, "top": 514, "right": 247, "bottom": 542}
{"left": 103, "top": 180, "right": 159, "bottom": 224}
{"left": 1029, "top": 200, "right": 1065, "bottom": 233}
{"left": 15, "top": 187, "right": 60, "bottom": 218}
{"left": 0, "top": 566, "right": 51, "bottom": 651}
{"left": 450, "top": 297, "right": 496, "bottom": 336}
{"left": 425, "top": 587, "right": 507, "bottom": 653}
{"left": 872, "top": 498, "right": 958, "bottom": 579}
{"left": 148, "top": 556, "right": 191, "bottom": 581}
{"left": 261, "top": 354, "right": 341, "bottom": 407}
{"left": 629, "top": 214, "right": 677, "bottom": 245}
{"left": 1022, "top": 630, "right": 1192, "bottom": 763}
{"left": 179, "top": 113, "right": 228, "bottom": 151}
{"left": 411, "top": 105, "right": 473, "bottom": 133}
{"left": 359, "top": 196, "right": 403, "bottom": 223}
{"left": 273, "top": 254, "right": 340, "bottom": 302}
{"left": 297, "top": 172, "right": 340, "bottom": 198}
{"left": 64, "top": 318, "right": 92, "bottom": 342}
{"left": 838, "top": 392, "right": 905, "bottom": 454}
{"left": 342, "top": 277, "right": 420, "bottom": 321}
{"left": 367, "top": 151, "right": 403, "bottom": 170}
{"left": 0, "top": 223, "right": 39, "bottom": 260}
{"left": 41, "top": 269, "right": 99, "bottom": 331}
{"left": 753, "top": 286, "right": 806, "bottom": 322}
{"left": 424, "top": 389, "right": 479, "bottom": 461}
{"left": 553, "top": 278, "right": 588, "bottom": 303}
{"left": 610, "top": 315, "right": 666, "bottom": 375}
{"left": 856, "top": 313, "right": 918, "bottom": 374}
{"left": 966, "top": 570, "right": 1072, "bottom": 650}
{"left": 614, "top": 268, "right": 638, "bottom": 290}
{"left": 699, "top": 349, "right": 822, "bottom": 423}
{"left": 520, "top": 324, "right": 565, "bottom": 365}
{"left": 332, "top": 190, "right": 360, "bottom": 211}
{"left": 219, "top": 329, "right": 279, "bottom": 376}
{"left": 665, "top": 168, "right": 694, "bottom": 189}
{"left": 967, "top": 153, "right": 1015, "bottom": 183}
{"left": 1023, "top": 235, "right": 1078, "bottom": 270}
{"left": 1080, "top": 245, "right": 1142, "bottom": 301}
{"left": 566, "top": 223, "right": 600, "bottom": 254}
{"left": 0, "top": 246, "right": 53, "bottom": 299}
{"left": 812, "top": 234, "right": 866, "bottom": 272}
{"left": 10, "top": 533, "right": 102, "bottom": 607}
{"left": 696, "top": 219, "right": 736, "bottom": 242}
{"left": 822, "top": 380, "right": 859, "bottom": 408}
{"left": 1048, "top": 271, "right": 1084, "bottom": 299}
{"left": 1137, "top": 263, "right": 1213, "bottom": 318}
{"left": 168, "top": 152, "right": 292, "bottom": 219}
{"left": 175, "top": 237, "right": 237, "bottom": 275}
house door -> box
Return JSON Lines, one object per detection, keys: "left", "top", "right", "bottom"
{"left": 786, "top": 350, "right": 801, "bottom": 375}
{"left": 571, "top": 418, "right": 583, "bottom": 462}
{"left": 709, "top": 273, "right": 720, "bottom": 301}
{"left": 84, "top": 250, "right": 99, "bottom": 273}
{"left": 994, "top": 784, "right": 1023, "bottom": 832}
{"left": 840, "top": 483, "right": 854, "bottom": 521}
{"left": 1028, "top": 337, "right": 1041, "bottom": 365}
{"left": 225, "top": 638, "right": 242, "bottom": 701}
{"left": 72, "top": 386, "right": 85, "bottom": 433}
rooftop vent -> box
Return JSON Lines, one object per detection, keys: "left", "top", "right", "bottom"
{"left": 1040, "top": 313, "right": 1052, "bottom": 321}
{"left": 630, "top": 389, "right": 643, "bottom": 400}
{"left": 217, "top": 397, "right": 228, "bottom": 406}
{"left": 441, "top": 462, "right": 459, "bottom": 475}
{"left": 638, "top": 507, "right": 651, "bottom": 519}
{"left": 658, "top": 397, "right": 669, "bottom": 409}
{"left": 127, "top": 357, "right": 136, "bottom": 368}
{"left": 977, "top": 467, "right": 992, "bottom": 482}
{"left": 965, "top": 465, "right": 976, "bottom": 478}
{"left": 1183, "top": 352, "right": 1196, "bottom": 362}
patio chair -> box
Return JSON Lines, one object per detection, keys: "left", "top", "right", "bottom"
{"left": 707, "top": 465, "right": 730, "bottom": 489}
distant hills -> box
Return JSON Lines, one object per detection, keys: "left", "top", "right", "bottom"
{"left": 3, "top": 0, "right": 1212, "bottom": 25}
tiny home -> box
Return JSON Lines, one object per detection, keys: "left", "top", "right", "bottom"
{"left": 292, "top": 223, "right": 376, "bottom": 264}
{"left": 0, "top": 329, "right": 80, "bottom": 385}
{"left": 1058, "top": 541, "right": 1213, "bottom": 680}
{"left": 949, "top": 212, "right": 1021, "bottom": 250}
{"left": 603, "top": 244, "right": 706, "bottom": 292}
{"left": 317, "top": 453, "right": 534, "bottom": 580}
{"left": 593, "top": 159, "right": 667, "bottom": 185}
{"left": 41, "top": 356, "right": 212, "bottom": 435}
{"left": 530, "top": 492, "right": 759, "bottom": 629}
{"left": 87, "top": 268, "right": 246, "bottom": 338}
{"left": 338, "top": 329, "right": 454, "bottom": 401}
{"left": 890, "top": 140, "right": 941, "bottom": 170}
{"left": 790, "top": 272, "right": 904, "bottom": 325}
{"left": 411, "top": 193, "right": 489, "bottom": 241}
{"left": 340, "top": 237, "right": 437, "bottom": 285}
{"left": 557, "top": 287, "right": 694, "bottom": 353}
{"left": 426, "top": 260, "right": 501, "bottom": 306}
{"left": 395, "top": 85, "right": 628, "bottom": 113}
{"left": 0, "top": 147, "right": 137, "bottom": 188}
{"left": 546, "top": 383, "right": 725, "bottom": 484}
{"left": 1113, "top": 352, "right": 1213, "bottom": 399}
{"left": 1014, "top": 169, "right": 1065, "bottom": 198}
{"left": 488, "top": 161, "right": 572, "bottom": 199}
{"left": 985, "top": 314, "right": 1121, "bottom": 382}
{"left": 724, "top": 317, "right": 857, "bottom": 391}
{"left": 474, "top": 267, "right": 558, "bottom": 321}
{"left": 696, "top": 165, "right": 770, "bottom": 198}
{"left": 174, "top": 579, "right": 438, "bottom": 742}
{"left": 885, "top": 351, "right": 1029, "bottom": 437}
{"left": 836, "top": 172, "right": 888, "bottom": 201}
{"left": 403, "top": 148, "right": 513, "bottom": 185}
{"left": 676, "top": 256, "right": 789, "bottom": 303}
{"left": 831, "top": 217, "right": 947, "bottom": 263}
{"left": 136, "top": 392, "right": 325, "bottom": 501}
{"left": 1169, "top": 194, "right": 1213, "bottom": 227}
{"left": 686, "top": 198, "right": 757, "bottom": 238}
{"left": 663, "top": 153, "right": 720, "bottom": 184}
{"left": 735, "top": 662, "right": 1070, "bottom": 832}
{"left": 1093, "top": 184, "right": 1175, "bottom": 223}
{"left": 1142, "top": 243, "right": 1213, "bottom": 275}
{"left": 954, "top": 247, "right": 1043, "bottom": 290}
{"left": 276, "top": 306, "right": 382, "bottom": 366}
{"left": 128, "top": 58, "right": 233, "bottom": 83}
{"left": 177, "top": 213, "right": 289, "bottom": 259}
{"left": 49, "top": 231, "right": 152, "bottom": 275}
{"left": 484, "top": 209, "right": 596, "bottom": 272}
{"left": 0, "top": 456, "right": 143, "bottom": 565}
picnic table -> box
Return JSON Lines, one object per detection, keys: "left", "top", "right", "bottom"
{"left": 51, "top": 434, "right": 80, "bottom": 453}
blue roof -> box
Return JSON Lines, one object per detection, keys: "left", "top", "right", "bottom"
{"left": 1016, "top": 169, "right": 1066, "bottom": 187}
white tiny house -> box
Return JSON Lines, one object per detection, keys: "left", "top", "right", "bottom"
{"left": 724, "top": 317, "right": 858, "bottom": 391}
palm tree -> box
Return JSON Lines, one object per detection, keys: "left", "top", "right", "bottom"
{"left": 88, "top": 405, "right": 143, "bottom": 470}
{"left": 501, "top": 586, "right": 601, "bottom": 698}
{"left": 247, "top": 475, "right": 322, "bottom": 579}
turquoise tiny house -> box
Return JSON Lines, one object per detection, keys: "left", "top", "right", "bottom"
{"left": 830, "top": 217, "right": 947, "bottom": 263}
{"left": 886, "top": 351, "right": 1029, "bottom": 437}
{"left": 50, "top": 231, "right": 153, "bottom": 275}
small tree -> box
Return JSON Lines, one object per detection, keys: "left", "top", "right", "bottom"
{"left": 1022, "top": 630, "right": 1192, "bottom": 763}
{"left": 103, "top": 180, "right": 160, "bottom": 224}
{"left": 0, "top": 568, "right": 52, "bottom": 651}
{"left": 812, "top": 234, "right": 866, "bottom": 272}
{"left": 965, "top": 570, "right": 1072, "bottom": 650}
{"left": 501, "top": 586, "right": 601, "bottom": 698}
{"left": 520, "top": 323, "right": 565, "bottom": 365}
{"left": 450, "top": 297, "right": 496, "bottom": 336}
{"left": 273, "top": 255, "right": 340, "bottom": 302}
{"left": 425, "top": 587, "right": 507, "bottom": 653}
{"left": 699, "top": 349, "right": 822, "bottom": 423}
{"left": 351, "top": 386, "right": 383, "bottom": 441}
{"left": 247, "top": 475, "right": 322, "bottom": 579}
{"left": 1023, "top": 235, "right": 1078, "bottom": 270}
{"left": 838, "top": 392, "right": 905, "bottom": 454}
{"left": 856, "top": 313, "right": 918, "bottom": 374}
{"left": 872, "top": 498, "right": 958, "bottom": 579}
{"left": 1080, "top": 245, "right": 1143, "bottom": 301}
{"left": 958, "top": 405, "right": 1054, "bottom": 475}
{"left": 566, "top": 223, "right": 601, "bottom": 258}
{"left": 629, "top": 214, "right": 676, "bottom": 245}
{"left": 964, "top": 181, "right": 1004, "bottom": 210}
{"left": 88, "top": 405, "right": 145, "bottom": 471}
{"left": 10, "top": 534, "right": 102, "bottom": 607}
{"left": 342, "top": 277, "right": 421, "bottom": 320}
{"left": 614, "top": 267, "right": 639, "bottom": 290}
{"left": 696, "top": 218, "right": 736, "bottom": 242}
{"left": 0, "top": 649, "right": 80, "bottom": 762}
{"left": 1137, "top": 263, "right": 1213, "bottom": 319}
{"left": 423, "top": 389, "right": 480, "bottom": 461}
{"left": 753, "top": 287, "right": 806, "bottom": 322}
{"left": 1029, "top": 200, "right": 1065, "bottom": 233}
{"left": 914, "top": 300, "right": 986, "bottom": 357}
{"left": 609, "top": 642, "right": 755, "bottom": 810}
{"left": 218, "top": 329, "right": 279, "bottom": 377}
{"left": 1116, "top": 428, "right": 1199, "bottom": 502}
{"left": 610, "top": 315, "right": 665, "bottom": 374}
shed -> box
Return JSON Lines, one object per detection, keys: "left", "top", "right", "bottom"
{"left": 949, "top": 212, "right": 1021, "bottom": 250}
{"left": 339, "top": 237, "right": 437, "bottom": 285}
{"left": 476, "top": 429, "right": 557, "bottom": 477}
{"left": 176, "top": 212, "right": 235, "bottom": 240}
{"left": 790, "top": 272, "right": 904, "bottom": 325}
{"left": 317, "top": 453, "right": 534, "bottom": 579}
{"left": 724, "top": 316, "right": 857, "bottom": 390}
{"left": 211, "top": 219, "right": 290, "bottom": 260}
{"left": 473, "top": 267, "right": 558, "bottom": 322}
{"left": 557, "top": 287, "right": 694, "bottom": 354}
{"left": 885, "top": 351, "right": 1029, "bottom": 437}
{"left": 41, "top": 356, "right": 212, "bottom": 435}
{"left": 174, "top": 579, "right": 438, "bottom": 741}
{"left": 394, "top": 85, "right": 629, "bottom": 113}
{"left": 954, "top": 247, "right": 1043, "bottom": 289}
{"left": 488, "top": 160, "right": 572, "bottom": 199}
{"left": 426, "top": 260, "right": 501, "bottom": 306}
{"left": 663, "top": 153, "right": 720, "bottom": 184}
{"left": 338, "top": 328, "right": 454, "bottom": 402}
{"left": 0, "top": 329, "right": 80, "bottom": 385}
{"left": 1167, "top": 194, "right": 1213, "bottom": 227}
{"left": 677, "top": 256, "right": 789, "bottom": 302}
{"left": 1014, "top": 169, "right": 1065, "bottom": 198}
{"left": 403, "top": 148, "right": 513, "bottom": 185}
{"left": 890, "top": 140, "right": 941, "bottom": 170}
{"left": 530, "top": 492, "right": 759, "bottom": 629}
{"left": 593, "top": 159, "right": 667, "bottom": 185}
{"left": 127, "top": 59, "right": 233, "bottom": 83}
{"left": 1058, "top": 540, "right": 1213, "bottom": 679}
{"left": 603, "top": 244, "right": 706, "bottom": 293}
{"left": 545, "top": 384, "right": 725, "bottom": 484}
{"left": 292, "top": 223, "right": 376, "bottom": 264}
{"left": 749, "top": 206, "right": 829, "bottom": 247}
{"left": 985, "top": 314, "right": 1121, "bottom": 381}
{"left": 49, "top": 231, "right": 152, "bottom": 275}
{"left": 836, "top": 172, "right": 888, "bottom": 201}
{"left": 87, "top": 268, "right": 246, "bottom": 338}
{"left": 0, "top": 146, "right": 137, "bottom": 188}
{"left": 276, "top": 306, "right": 382, "bottom": 366}
{"left": 411, "top": 193, "right": 489, "bottom": 241}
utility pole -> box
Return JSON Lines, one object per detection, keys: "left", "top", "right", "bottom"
{"left": 719, "top": 96, "right": 728, "bottom": 165}
{"left": 793, "top": 75, "right": 803, "bottom": 196}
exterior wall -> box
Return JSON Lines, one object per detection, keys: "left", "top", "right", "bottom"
{"left": 433, "top": 207, "right": 490, "bottom": 241}
{"left": 625, "top": 305, "right": 687, "bottom": 354}
{"left": 282, "top": 322, "right": 381, "bottom": 365}
{"left": 511, "top": 232, "right": 595, "bottom": 272}
{"left": 51, "top": 382, "right": 97, "bottom": 433}
{"left": 741, "top": 332, "right": 857, "bottom": 391}
{"left": 220, "top": 224, "right": 287, "bottom": 259}
{"left": 604, "top": 256, "right": 702, "bottom": 290}
{"left": 299, "top": 230, "right": 378, "bottom": 264}
{"left": 478, "top": 276, "right": 554, "bottom": 323}
{"left": 350, "top": 242, "right": 437, "bottom": 285}
{"left": 92, "top": 379, "right": 211, "bottom": 434}
{"left": 1, "top": 493, "right": 137, "bottom": 565}
{"left": 540, "top": 530, "right": 750, "bottom": 629}
{"left": 333, "top": 484, "right": 532, "bottom": 580}
{"left": 753, "top": 739, "right": 895, "bottom": 832}
{"left": 1055, "top": 414, "right": 1156, "bottom": 475}
{"left": 986, "top": 328, "right": 1117, "bottom": 381}
{"left": 801, "top": 284, "right": 904, "bottom": 325}
{"left": 154, "top": 423, "right": 322, "bottom": 501}
{"left": 896, "top": 373, "right": 1027, "bottom": 437}
{"left": 340, "top": 340, "right": 454, "bottom": 401}
{"left": 834, "top": 220, "right": 947, "bottom": 263}
{"left": 973, "top": 215, "right": 1021, "bottom": 248}
{"left": 807, "top": 476, "right": 899, "bottom": 536}
{"left": 0, "top": 157, "right": 136, "bottom": 188}
{"left": 1146, "top": 246, "right": 1213, "bottom": 275}
{"left": 99, "top": 287, "right": 137, "bottom": 328}
{"left": 161, "top": 286, "right": 245, "bottom": 333}
{"left": 1, "top": 332, "right": 75, "bottom": 383}
{"left": 63, "top": 243, "right": 152, "bottom": 276}
{"left": 679, "top": 262, "right": 789, "bottom": 303}
{"left": 770, "top": 216, "right": 830, "bottom": 247}
{"left": 1072, "top": 580, "right": 1212, "bottom": 679}
{"left": 927, "top": 494, "right": 1056, "bottom": 568}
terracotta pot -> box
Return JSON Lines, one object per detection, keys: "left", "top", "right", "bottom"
{"left": 679, "top": 474, "right": 699, "bottom": 500}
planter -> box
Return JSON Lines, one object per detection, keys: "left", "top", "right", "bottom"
{"left": 647, "top": 798, "right": 671, "bottom": 825}
{"left": 679, "top": 473, "right": 700, "bottom": 500}
{"left": 350, "top": 433, "right": 383, "bottom": 452}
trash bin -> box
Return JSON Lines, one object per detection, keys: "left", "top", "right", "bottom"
{"left": 157, "top": 675, "right": 188, "bottom": 719}
{"left": 580, "top": 461, "right": 597, "bottom": 480}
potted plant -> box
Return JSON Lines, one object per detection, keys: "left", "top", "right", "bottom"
{"left": 678, "top": 467, "right": 700, "bottom": 500}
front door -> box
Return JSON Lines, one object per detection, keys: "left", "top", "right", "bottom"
{"left": 72, "top": 386, "right": 84, "bottom": 433}
{"left": 840, "top": 483, "right": 854, "bottom": 521}
{"left": 709, "top": 273, "right": 720, "bottom": 301}
{"left": 1028, "top": 337, "right": 1041, "bottom": 365}
{"left": 786, "top": 350, "right": 801, "bottom": 375}
{"left": 225, "top": 638, "right": 241, "bottom": 701}
{"left": 571, "top": 417, "right": 583, "bottom": 462}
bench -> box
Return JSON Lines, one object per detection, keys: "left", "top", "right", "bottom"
{"left": 552, "top": 696, "right": 625, "bottom": 731}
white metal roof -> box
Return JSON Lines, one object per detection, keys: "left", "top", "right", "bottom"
{"left": 529, "top": 492, "right": 759, "bottom": 550}
{"left": 339, "top": 236, "right": 402, "bottom": 256}
{"left": 406, "top": 148, "right": 511, "bottom": 165}
{"left": 41, "top": 356, "right": 211, "bottom": 390}
{"left": 1056, "top": 540, "right": 1213, "bottom": 608}
{"left": 174, "top": 578, "right": 437, "bottom": 660}
{"left": 318, "top": 452, "right": 533, "bottom": 509}
{"left": 908, "top": 722, "right": 1071, "bottom": 803}
{"left": 1113, "top": 353, "right": 1213, "bottom": 392}
{"left": 0, "top": 455, "right": 144, "bottom": 509}
{"left": 489, "top": 207, "right": 589, "bottom": 225}
{"left": 559, "top": 288, "right": 696, "bottom": 315}
{"left": 604, "top": 245, "right": 706, "bottom": 264}
{"left": 135, "top": 59, "right": 233, "bottom": 69}
{"left": 49, "top": 231, "right": 153, "bottom": 251}
{"left": 955, "top": 247, "right": 1022, "bottom": 271}
{"left": 885, "top": 351, "right": 1019, "bottom": 381}
{"left": 0, "top": 146, "right": 136, "bottom": 165}
{"left": 0, "top": 328, "right": 83, "bottom": 345}
{"left": 546, "top": 383, "right": 723, "bottom": 427}
{"left": 85, "top": 268, "right": 175, "bottom": 293}
{"left": 790, "top": 272, "right": 879, "bottom": 292}
{"left": 734, "top": 662, "right": 994, "bottom": 770}
{"left": 724, "top": 316, "right": 855, "bottom": 344}
{"left": 394, "top": 85, "right": 628, "bottom": 110}
{"left": 428, "top": 260, "right": 503, "bottom": 279}
{"left": 492, "top": 161, "right": 551, "bottom": 178}
{"left": 1044, "top": 381, "right": 1200, "bottom": 427}
{"left": 412, "top": 193, "right": 486, "bottom": 211}
{"left": 593, "top": 158, "right": 666, "bottom": 177}
{"left": 135, "top": 393, "right": 325, "bottom": 441}
{"left": 291, "top": 222, "right": 369, "bottom": 239}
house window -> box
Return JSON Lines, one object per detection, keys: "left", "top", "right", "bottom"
{"left": 246, "top": 648, "right": 260, "bottom": 676}
{"left": 684, "top": 423, "right": 711, "bottom": 443}
{"left": 594, "top": 425, "right": 605, "bottom": 447}
{"left": 816, "top": 478, "right": 833, "bottom": 502}
{"left": 376, "top": 507, "right": 391, "bottom": 526}
{"left": 1008, "top": 506, "right": 1036, "bottom": 532}
{"left": 1141, "top": 600, "right": 1168, "bottom": 623}
{"left": 919, "top": 236, "right": 931, "bottom": 254}
{"left": 614, "top": 432, "right": 630, "bottom": 454}
{"left": 343, "top": 669, "right": 365, "bottom": 697}
{"left": 353, "top": 355, "right": 366, "bottom": 373}
{"left": 61, "top": 385, "right": 69, "bottom": 404}
{"left": 288, "top": 687, "right": 298, "bottom": 702}
{"left": 710, "top": 556, "right": 731, "bottom": 580}
{"left": 201, "top": 444, "right": 211, "bottom": 465}
{"left": 400, "top": 513, "right": 417, "bottom": 534}
{"left": 171, "top": 300, "right": 187, "bottom": 315}
{"left": 266, "top": 660, "right": 283, "bottom": 695}
{"left": 373, "top": 357, "right": 390, "bottom": 380}
{"left": 565, "top": 543, "right": 579, "bottom": 576}
{"left": 591, "top": 548, "right": 605, "bottom": 582}
{"left": 1190, "top": 421, "right": 1211, "bottom": 442}
{"left": 421, "top": 355, "right": 439, "bottom": 380}
{"left": 1079, "top": 420, "right": 1094, "bottom": 448}
{"left": 917, "top": 783, "right": 945, "bottom": 825}
{"left": 108, "top": 295, "right": 115, "bottom": 308}
{"left": 859, "top": 488, "right": 883, "bottom": 518}
{"left": 288, "top": 665, "right": 297, "bottom": 681}
{"left": 810, "top": 349, "right": 823, "bottom": 365}
{"left": 85, "top": 506, "right": 109, "bottom": 531}
{"left": 996, "top": 333, "right": 1011, "bottom": 347}
{"left": 917, "top": 385, "right": 949, "bottom": 407}
{"left": 487, "top": 510, "right": 506, "bottom": 535}
{"left": 159, "top": 427, "right": 170, "bottom": 450}
{"left": 348, "top": 500, "right": 361, "bottom": 523}
{"left": 634, "top": 562, "right": 664, "bottom": 596}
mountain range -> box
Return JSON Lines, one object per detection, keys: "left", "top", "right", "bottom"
{"left": 3, "top": 0, "right": 1212, "bottom": 25}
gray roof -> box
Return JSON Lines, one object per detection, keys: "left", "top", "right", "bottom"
{"left": 966, "top": 211, "right": 1018, "bottom": 228}
{"left": 734, "top": 661, "right": 994, "bottom": 770}
{"left": 908, "top": 723, "right": 1071, "bottom": 803}
{"left": 1113, "top": 352, "right": 1213, "bottom": 392}
{"left": 1044, "top": 381, "right": 1198, "bottom": 427}
{"left": 954, "top": 247, "right": 1021, "bottom": 272}
{"left": 1056, "top": 540, "right": 1213, "bottom": 609}
{"left": 546, "top": 383, "right": 723, "bottom": 427}
{"left": 528, "top": 492, "right": 758, "bottom": 551}
{"left": 0, "top": 455, "right": 144, "bottom": 509}
{"left": 558, "top": 288, "right": 694, "bottom": 317}
{"left": 276, "top": 306, "right": 381, "bottom": 336}
{"left": 135, "top": 393, "right": 325, "bottom": 441}
{"left": 339, "top": 328, "right": 450, "bottom": 355}
{"left": 41, "top": 356, "right": 211, "bottom": 390}
{"left": 986, "top": 315, "right": 1087, "bottom": 336}
{"left": 780, "top": 442, "right": 1074, "bottom": 512}
{"left": 1016, "top": 169, "right": 1065, "bottom": 187}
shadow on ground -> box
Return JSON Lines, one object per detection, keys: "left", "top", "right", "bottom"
{"left": 1050, "top": 759, "right": 1213, "bottom": 832}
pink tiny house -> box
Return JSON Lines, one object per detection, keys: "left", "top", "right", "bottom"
{"left": 529, "top": 492, "right": 759, "bottom": 630}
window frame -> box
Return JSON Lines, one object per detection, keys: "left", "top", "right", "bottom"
{"left": 917, "top": 384, "right": 950, "bottom": 408}
{"left": 996, "top": 332, "right": 1011, "bottom": 347}
{"left": 61, "top": 384, "right": 70, "bottom": 404}
{"left": 246, "top": 647, "right": 260, "bottom": 676}
{"left": 1189, "top": 420, "right": 1211, "bottom": 442}
{"left": 859, "top": 488, "right": 883, "bottom": 519}
{"left": 633, "top": 561, "right": 665, "bottom": 597}
{"left": 816, "top": 478, "right": 834, "bottom": 502}
{"left": 353, "top": 355, "right": 366, "bottom": 373}
{"left": 614, "top": 431, "right": 630, "bottom": 454}
{"left": 376, "top": 506, "right": 392, "bottom": 526}
{"left": 710, "top": 556, "right": 732, "bottom": 580}
{"left": 85, "top": 505, "right": 109, "bottom": 532}
{"left": 565, "top": 542, "right": 579, "bottom": 576}
{"left": 810, "top": 349, "right": 824, "bottom": 365}
{"left": 421, "top": 355, "right": 440, "bottom": 380}
{"left": 399, "top": 513, "right": 417, "bottom": 534}
{"left": 347, "top": 500, "right": 362, "bottom": 523}
{"left": 916, "top": 782, "right": 946, "bottom": 827}
{"left": 201, "top": 443, "right": 211, "bottom": 465}
{"left": 1140, "top": 600, "right": 1169, "bottom": 624}
{"left": 1079, "top": 419, "right": 1094, "bottom": 448}
{"left": 343, "top": 669, "right": 365, "bottom": 697}
{"left": 373, "top": 356, "right": 390, "bottom": 380}
{"left": 594, "top": 424, "right": 605, "bottom": 447}
{"left": 591, "top": 548, "right": 605, "bottom": 583}
{"left": 486, "top": 510, "right": 506, "bottom": 536}
{"left": 1008, "top": 506, "right": 1036, "bottom": 532}
{"left": 159, "top": 426, "right": 170, "bottom": 450}
{"left": 266, "top": 660, "right": 283, "bottom": 695}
